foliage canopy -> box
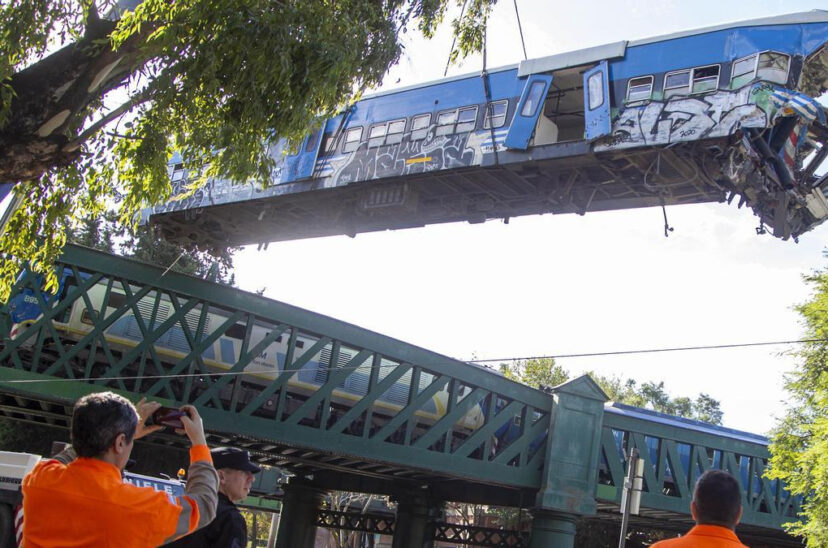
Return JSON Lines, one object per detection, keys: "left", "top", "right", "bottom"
{"left": 499, "top": 358, "right": 723, "bottom": 425}
{"left": 0, "top": 0, "right": 494, "bottom": 301}
{"left": 768, "top": 272, "right": 828, "bottom": 546}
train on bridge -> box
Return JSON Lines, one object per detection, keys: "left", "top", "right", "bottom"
{"left": 144, "top": 11, "right": 828, "bottom": 250}
{"left": 7, "top": 263, "right": 790, "bottom": 510}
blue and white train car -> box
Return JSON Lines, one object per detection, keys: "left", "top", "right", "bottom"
{"left": 6, "top": 269, "right": 486, "bottom": 435}
{"left": 145, "top": 11, "right": 828, "bottom": 247}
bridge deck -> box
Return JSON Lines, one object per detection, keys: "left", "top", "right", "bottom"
{"left": 149, "top": 141, "right": 724, "bottom": 253}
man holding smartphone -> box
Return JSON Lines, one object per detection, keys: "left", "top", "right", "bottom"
{"left": 167, "top": 446, "right": 261, "bottom": 548}
{"left": 21, "top": 391, "right": 218, "bottom": 547}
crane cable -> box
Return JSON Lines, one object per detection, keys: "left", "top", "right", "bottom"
{"left": 443, "top": 0, "right": 469, "bottom": 77}
{"left": 513, "top": 0, "right": 528, "bottom": 61}
{"left": 481, "top": 17, "right": 500, "bottom": 167}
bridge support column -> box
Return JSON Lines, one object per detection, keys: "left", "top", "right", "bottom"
{"left": 530, "top": 376, "right": 608, "bottom": 547}
{"left": 528, "top": 510, "right": 577, "bottom": 548}
{"left": 274, "top": 479, "right": 325, "bottom": 548}
{"left": 391, "top": 495, "right": 441, "bottom": 548}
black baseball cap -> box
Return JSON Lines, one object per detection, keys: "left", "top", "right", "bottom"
{"left": 211, "top": 447, "right": 261, "bottom": 473}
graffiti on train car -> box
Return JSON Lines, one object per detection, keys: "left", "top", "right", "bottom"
{"left": 328, "top": 128, "right": 481, "bottom": 185}
{"left": 597, "top": 85, "right": 777, "bottom": 151}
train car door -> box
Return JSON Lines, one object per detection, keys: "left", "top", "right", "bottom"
{"left": 583, "top": 61, "right": 611, "bottom": 141}
{"left": 281, "top": 127, "right": 324, "bottom": 183}
{"left": 504, "top": 74, "right": 554, "bottom": 150}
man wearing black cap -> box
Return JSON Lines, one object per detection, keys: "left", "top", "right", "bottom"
{"left": 167, "top": 447, "right": 261, "bottom": 548}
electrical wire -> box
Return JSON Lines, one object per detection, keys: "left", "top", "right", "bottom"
{"left": 467, "top": 337, "right": 824, "bottom": 363}
{"left": 0, "top": 337, "right": 823, "bottom": 384}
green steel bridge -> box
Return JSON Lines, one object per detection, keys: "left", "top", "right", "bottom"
{"left": 0, "top": 245, "right": 800, "bottom": 547}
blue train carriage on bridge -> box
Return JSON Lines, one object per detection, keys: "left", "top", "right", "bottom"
{"left": 144, "top": 11, "right": 828, "bottom": 248}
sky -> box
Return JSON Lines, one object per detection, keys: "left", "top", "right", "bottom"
{"left": 231, "top": 0, "right": 828, "bottom": 436}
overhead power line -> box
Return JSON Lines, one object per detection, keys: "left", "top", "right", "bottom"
{"left": 0, "top": 338, "right": 822, "bottom": 385}
{"left": 467, "top": 338, "right": 824, "bottom": 363}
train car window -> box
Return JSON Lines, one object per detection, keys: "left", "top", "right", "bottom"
{"left": 343, "top": 127, "right": 362, "bottom": 153}
{"left": 368, "top": 124, "right": 387, "bottom": 147}
{"left": 107, "top": 292, "right": 127, "bottom": 310}
{"left": 691, "top": 65, "right": 720, "bottom": 94}
{"left": 304, "top": 131, "right": 321, "bottom": 153}
{"left": 226, "top": 323, "right": 246, "bottom": 340}
{"left": 386, "top": 119, "right": 406, "bottom": 144}
{"left": 757, "top": 52, "right": 790, "bottom": 84}
{"left": 80, "top": 308, "right": 96, "bottom": 325}
{"left": 523, "top": 81, "right": 547, "bottom": 116}
{"left": 436, "top": 110, "right": 457, "bottom": 136}
{"left": 295, "top": 339, "right": 305, "bottom": 349}
{"left": 321, "top": 133, "right": 336, "bottom": 153}
{"left": 731, "top": 54, "right": 758, "bottom": 88}
{"left": 664, "top": 69, "right": 690, "bottom": 98}
{"left": 626, "top": 76, "right": 653, "bottom": 102}
{"left": 456, "top": 106, "right": 478, "bottom": 133}
{"left": 411, "top": 114, "right": 431, "bottom": 140}
{"left": 170, "top": 163, "right": 186, "bottom": 182}
{"left": 484, "top": 100, "right": 508, "bottom": 129}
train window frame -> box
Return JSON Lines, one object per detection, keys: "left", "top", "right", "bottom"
{"left": 410, "top": 113, "right": 431, "bottom": 140}
{"left": 456, "top": 106, "right": 478, "bottom": 133}
{"left": 663, "top": 69, "right": 691, "bottom": 98}
{"left": 435, "top": 109, "right": 458, "bottom": 136}
{"left": 691, "top": 64, "right": 720, "bottom": 94}
{"left": 170, "top": 164, "right": 186, "bottom": 183}
{"left": 483, "top": 100, "right": 508, "bottom": 129}
{"left": 368, "top": 124, "right": 388, "bottom": 147}
{"left": 343, "top": 127, "right": 362, "bottom": 153}
{"left": 386, "top": 119, "right": 406, "bottom": 145}
{"left": 757, "top": 51, "right": 790, "bottom": 85}
{"left": 731, "top": 53, "right": 758, "bottom": 89}
{"left": 106, "top": 292, "right": 127, "bottom": 310}
{"left": 587, "top": 71, "right": 605, "bottom": 111}
{"left": 226, "top": 323, "right": 246, "bottom": 340}
{"left": 524, "top": 80, "right": 548, "bottom": 116}
{"left": 304, "top": 131, "right": 321, "bottom": 153}
{"left": 321, "top": 133, "right": 336, "bottom": 154}
{"left": 625, "top": 75, "right": 653, "bottom": 102}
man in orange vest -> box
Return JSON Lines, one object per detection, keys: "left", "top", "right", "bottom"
{"left": 22, "top": 391, "right": 218, "bottom": 547}
{"left": 651, "top": 469, "right": 748, "bottom": 547}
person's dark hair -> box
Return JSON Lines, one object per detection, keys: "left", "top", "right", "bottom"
{"left": 71, "top": 392, "right": 138, "bottom": 458}
{"left": 693, "top": 470, "right": 742, "bottom": 527}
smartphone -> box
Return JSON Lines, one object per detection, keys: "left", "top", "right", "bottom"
{"left": 148, "top": 406, "right": 186, "bottom": 429}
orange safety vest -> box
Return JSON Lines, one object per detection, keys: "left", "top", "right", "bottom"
{"left": 651, "top": 524, "right": 749, "bottom": 548}
{"left": 22, "top": 445, "right": 213, "bottom": 548}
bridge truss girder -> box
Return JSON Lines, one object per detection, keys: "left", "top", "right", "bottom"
{"left": 0, "top": 245, "right": 803, "bottom": 546}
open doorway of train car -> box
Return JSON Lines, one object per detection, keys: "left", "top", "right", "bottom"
{"left": 533, "top": 65, "right": 588, "bottom": 145}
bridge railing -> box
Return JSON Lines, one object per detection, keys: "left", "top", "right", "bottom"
{"left": 0, "top": 245, "right": 551, "bottom": 488}
{"left": 598, "top": 404, "right": 800, "bottom": 530}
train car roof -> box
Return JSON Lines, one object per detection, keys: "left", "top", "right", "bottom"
{"left": 604, "top": 402, "right": 769, "bottom": 446}
{"left": 364, "top": 9, "right": 828, "bottom": 99}
{"left": 519, "top": 10, "right": 828, "bottom": 76}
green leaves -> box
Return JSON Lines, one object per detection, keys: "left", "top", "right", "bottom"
{"left": 767, "top": 272, "right": 828, "bottom": 546}
{"left": 0, "top": 0, "right": 496, "bottom": 301}
{"left": 499, "top": 359, "right": 723, "bottom": 424}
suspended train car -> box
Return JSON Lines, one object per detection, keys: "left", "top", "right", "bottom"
{"left": 144, "top": 11, "right": 828, "bottom": 248}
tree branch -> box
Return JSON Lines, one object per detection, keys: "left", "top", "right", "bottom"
{"left": 64, "top": 91, "right": 151, "bottom": 151}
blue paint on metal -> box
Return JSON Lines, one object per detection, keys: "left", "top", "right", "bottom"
{"left": 0, "top": 183, "right": 12, "bottom": 204}
{"left": 504, "top": 74, "right": 553, "bottom": 150}
{"left": 282, "top": 128, "right": 324, "bottom": 183}
{"left": 583, "top": 61, "right": 611, "bottom": 141}
{"left": 609, "top": 21, "right": 828, "bottom": 80}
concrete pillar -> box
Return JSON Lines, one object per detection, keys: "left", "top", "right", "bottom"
{"left": 391, "top": 495, "right": 442, "bottom": 548}
{"left": 274, "top": 479, "right": 325, "bottom": 548}
{"left": 528, "top": 510, "right": 577, "bottom": 548}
